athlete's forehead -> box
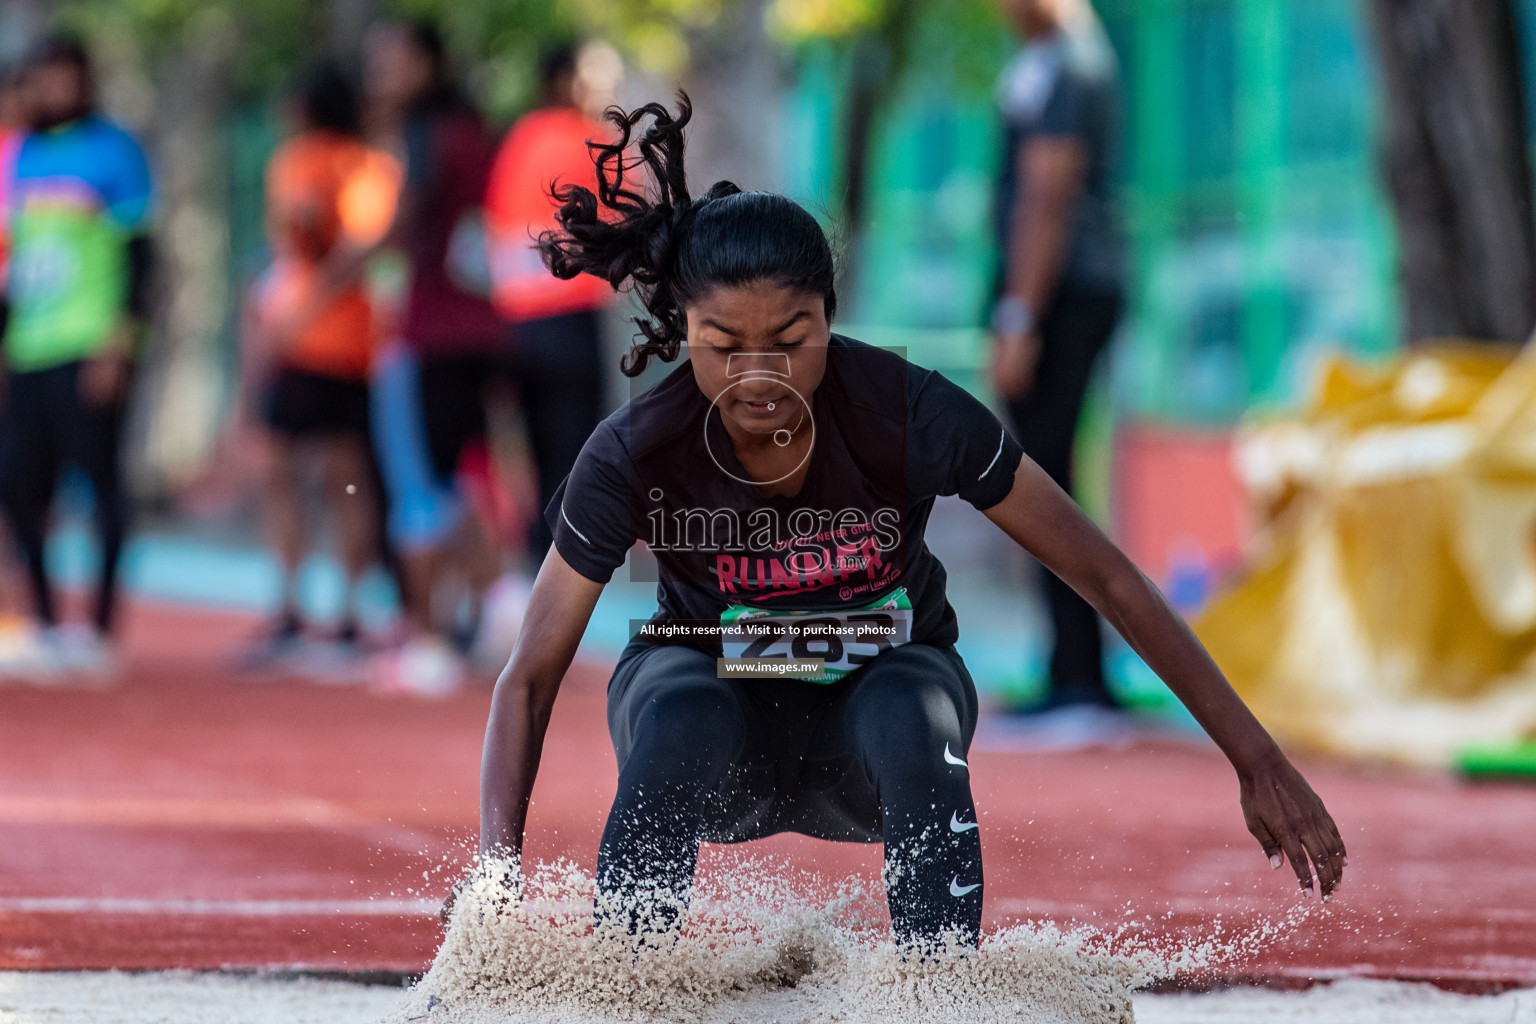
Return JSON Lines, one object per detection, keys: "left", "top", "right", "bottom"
{"left": 685, "top": 280, "right": 826, "bottom": 344}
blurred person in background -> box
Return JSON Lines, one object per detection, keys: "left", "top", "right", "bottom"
{"left": 239, "top": 63, "right": 401, "bottom": 670}
{"left": 365, "top": 21, "right": 504, "bottom": 695}
{"left": 0, "top": 68, "right": 26, "bottom": 281}
{"left": 990, "top": 0, "right": 1125, "bottom": 725}
{"left": 0, "top": 37, "right": 153, "bottom": 679}
{"left": 0, "top": 67, "right": 29, "bottom": 661}
{"left": 484, "top": 43, "right": 616, "bottom": 577}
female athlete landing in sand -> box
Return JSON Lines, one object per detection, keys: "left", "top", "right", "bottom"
{"left": 470, "top": 94, "right": 1344, "bottom": 949}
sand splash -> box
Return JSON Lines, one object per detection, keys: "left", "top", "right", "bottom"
{"left": 383, "top": 857, "right": 1309, "bottom": 1024}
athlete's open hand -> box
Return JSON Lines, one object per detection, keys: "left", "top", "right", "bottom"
{"left": 440, "top": 855, "right": 523, "bottom": 926}
{"left": 1239, "top": 756, "right": 1346, "bottom": 901}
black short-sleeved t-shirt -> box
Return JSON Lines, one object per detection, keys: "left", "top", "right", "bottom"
{"left": 548, "top": 336, "right": 1025, "bottom": 654}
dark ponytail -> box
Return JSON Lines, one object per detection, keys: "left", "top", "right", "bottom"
{"left": 539, "top": 92, "right": 837, "bottom": 377}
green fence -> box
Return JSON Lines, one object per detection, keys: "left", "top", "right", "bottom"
{"left": 787, "top": 0, "right": 1420, "bottom": 428}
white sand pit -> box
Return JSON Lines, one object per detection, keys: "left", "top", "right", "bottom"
{"left": 1136, "top": 978, "right": 1535, "bottom": 1023}
{"left": 0, "top": 970, "right": 405, "bottom": 1023}
{"left": 382, "top": 858, "right": 1315, "bottom": 1024}
{"left": 4, "top": 860, "right": 1526, "bottom": 1024}
{"left": 1, "top": 971, "right": 1530, "bottom": 1023}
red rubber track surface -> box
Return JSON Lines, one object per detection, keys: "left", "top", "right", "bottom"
{"left": 0, "top": 601, "right": 1531, "bottom": 987}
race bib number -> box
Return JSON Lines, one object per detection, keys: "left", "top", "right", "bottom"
{"left": 720, "top": 587, "right": 912, "bottom": 682}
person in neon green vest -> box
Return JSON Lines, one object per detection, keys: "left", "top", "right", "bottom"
{"left": 0, "top": 37, "right": 153, "bottom": 678}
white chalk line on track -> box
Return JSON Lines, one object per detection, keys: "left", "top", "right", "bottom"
{"left": 0, "top": 897, "right": 441, "bottom": 917}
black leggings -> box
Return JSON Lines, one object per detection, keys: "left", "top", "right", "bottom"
{"left": 0, "top": 361, "right": 130, "bottom": 632}
{"left": 598, "top": 640, "right": 983, "bottom": 948}
{"left": 1006, "top": 284, "right": 1123, "bottom": 702}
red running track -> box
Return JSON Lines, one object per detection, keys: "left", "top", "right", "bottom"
{"left": 0, "top": 601, "right": 1532, "bottom": 988}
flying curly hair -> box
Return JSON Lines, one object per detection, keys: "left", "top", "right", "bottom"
{"left": 538, "top": 92, "right": 837, "bottom": 377}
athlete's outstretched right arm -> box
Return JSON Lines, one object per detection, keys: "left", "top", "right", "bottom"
{"left": 480, "top": 548, "right": 605, "bottom": 859}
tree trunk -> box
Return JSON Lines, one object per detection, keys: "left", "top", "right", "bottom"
{"left": 681, "top": 0, "right": 784, "bottom": 193}
{"left": 135, "top": 8, "right": 236, "bottom": 493}
{"left": 838, "top": 34, "right": 889, "bottom": 246}
{"left": 0, "top": 0, "right": 53, "bottom": 65}
{"left": 1368, "top": 0, "right": 1536, "bottom": 344}
{"left": 326, "top": 0, "right": 379, "bottom": 66}
{"left": 828, "top": 0, "right": 915, "bottom": 318}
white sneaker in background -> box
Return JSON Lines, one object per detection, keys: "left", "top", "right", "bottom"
{"left": 471, "top": 572, "right": 532, "bottom": 671}
{"left": 293, "top": 622, "right": 372, "bottom": 686}
{"left": 231, "top": 616, "right": 306, "bottom": 679}
{"left": 0, "top": 615, "right": 59, "bottom": 682}
{"left": 371, "top": 636, "right": 466, "bottom": 698}
{"left": 39, "top": 623, "right": 121, "bottom": 686}
{"left": 297, "top": 638, "right": 372, "bottom": 686}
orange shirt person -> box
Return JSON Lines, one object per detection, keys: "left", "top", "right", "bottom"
{"left": 242, "top": 63, "right": 401, "bottom": 663}
{"left": 260, "top": 107, "right": 401, "bottom": 379}
{"left": 485, "top": 103, "right": 608, "bottom": 322}
{"left": 483, "top": 45, "right": 616, "bottom": 563}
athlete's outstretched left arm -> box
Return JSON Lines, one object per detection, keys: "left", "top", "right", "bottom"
{"left": 982, "top": 457, "right": 1347, "bottom": 900}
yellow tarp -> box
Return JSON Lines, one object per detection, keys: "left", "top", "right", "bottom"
{"left": 1196, "top": 342, "right": 1536, "bottom": 765}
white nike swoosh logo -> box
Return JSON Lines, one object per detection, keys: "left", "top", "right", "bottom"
{"left": 949, "top": 811, "right": 978, "bottom": 833}
{"left": 943, "top": 743, "right": 968, "bottom": 768}
{"left": 949, "top": 875, "right": 980, "bottom": 898}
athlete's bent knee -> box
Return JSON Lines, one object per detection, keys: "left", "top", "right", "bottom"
{"left": 625, "top": 680, "right": 745, "bottom": 777}
{"left": 854, "top": 682, "right": 963, "bottom": 777}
